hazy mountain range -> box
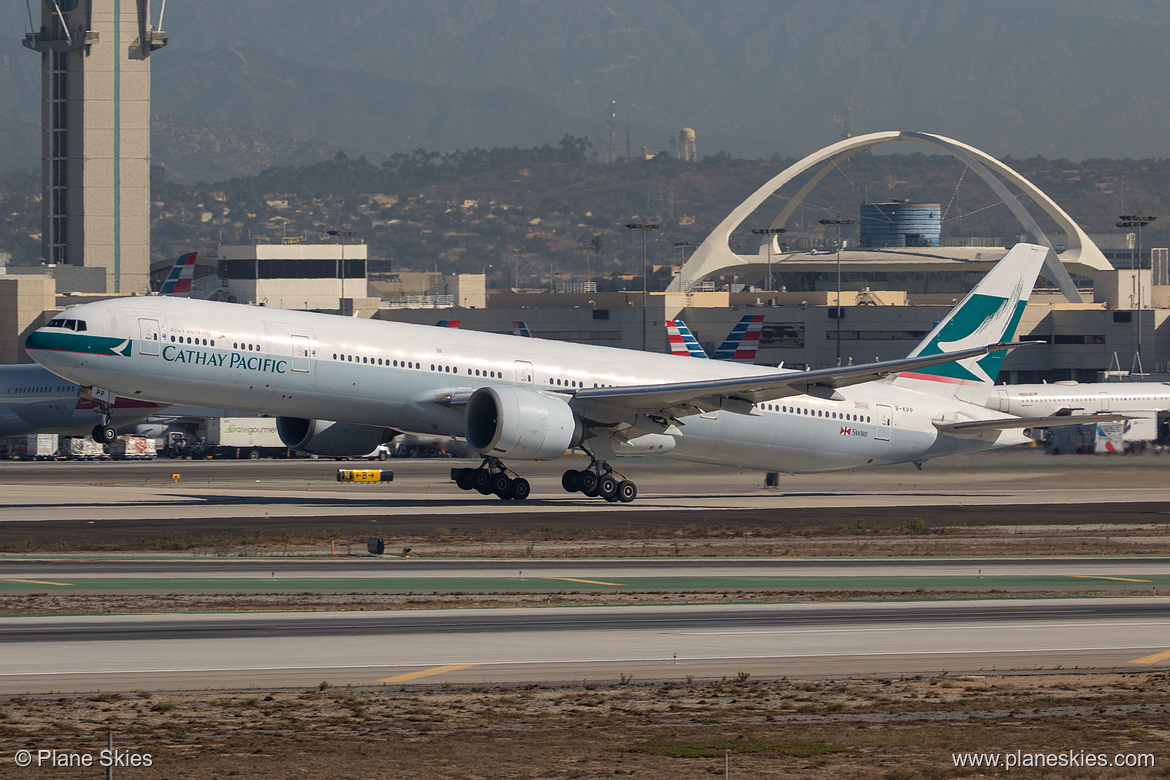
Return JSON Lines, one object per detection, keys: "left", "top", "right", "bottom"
{"left": 3, "top": 1, "right": 1170, "bottom": 181}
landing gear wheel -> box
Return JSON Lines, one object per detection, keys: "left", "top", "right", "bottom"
{"left": 92, "top": 424, "right": 117, "bottom": 445}
{"left": 492, "top": 473, "right": 513, "bottom": 498}
{"left": 473, "top": 468, "right": 494, "bottom": 495}
{"left": 561, "top": 469, "right": 582, "bottom": 493}
{"left": 455, "top": 468, "right": 475, "bottom": 491}
{"left": 579, "top": 471, "right": 600, "bottom": 497}
{"left": 508, "top": 477, "right": 531, "bottom": 500}
{"left": 616, "top": 480, "right": 637, "bottom": 503}
{"left": 598, "top": 474, "right": 619, "bottom": 501}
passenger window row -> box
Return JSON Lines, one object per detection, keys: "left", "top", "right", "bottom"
{"left": 755, "top": 401, "right": 871, "bottom": 423}
{"left": 170, "top": 335, "right": 216, "bottom": 347}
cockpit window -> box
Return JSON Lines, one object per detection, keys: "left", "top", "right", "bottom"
{"left": 45, "top": 318, "right": 86, "bottom": 331}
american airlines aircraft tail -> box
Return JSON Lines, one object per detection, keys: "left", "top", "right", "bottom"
{"left": 665, "top": 319, "right": 708, "bottom": 358}
{"left": 157, "top": 252, "right": 199, "bottom": 296}
{"left": 712, "top": 315, "right": 765, "bottom": 362}
{"left": 27, "top": 242, "right": 1120, "bottom": 502}
{"left": 667, "top": 315, "right": 764, "bottom": 362}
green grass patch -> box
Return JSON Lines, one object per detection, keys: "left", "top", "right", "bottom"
{"left": 633, "top": 738, "right": 841, "bottom": 758}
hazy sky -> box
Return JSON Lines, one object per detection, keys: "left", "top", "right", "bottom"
{"left": 6, "top": 1, "right": 1170, "bottom": 163}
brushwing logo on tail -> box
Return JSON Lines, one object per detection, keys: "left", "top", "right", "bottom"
{"left": 906, "top": 276, "right": 1027, "bottom": 385}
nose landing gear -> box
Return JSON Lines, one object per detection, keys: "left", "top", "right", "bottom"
{"left": 82, "top": 387, "right": 118, "bottom": 444}
{"left": 91, "top": 410, "right": 117, "bottom": 445}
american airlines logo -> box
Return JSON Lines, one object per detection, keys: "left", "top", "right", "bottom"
{"left": 840, "top": 427, "right": 868, "bottom": 438}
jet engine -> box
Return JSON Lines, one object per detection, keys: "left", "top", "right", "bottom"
{"left": 464, "top": 386, "right": 583, "bottom": 460}
{"left": 276, "top": 417, "right": 396, "bottom": 457}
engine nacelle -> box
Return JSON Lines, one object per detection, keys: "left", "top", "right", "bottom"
{"left": 464, "top": 386, "right": 583, "bottom": 460}
{"left": 276, "top": 417, "right": 395, "bottom": 457}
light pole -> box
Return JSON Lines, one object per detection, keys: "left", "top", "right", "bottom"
{"left": 751, "top": 227, "right": 787, "bottom": 292}
{"left": 1117, "top": 213, "right": 1157, "bottom": 371}
{"left": 329, "top": 228, "right": 357, "bottom": 315}
{"left": 508, "top": 248, "right": 519, "bottom": 289}
{"left": 626, "top": 220, "right": 659, "bottom": 351}
{"left": 820, "top": 217, "right": 855, "bottom": 365}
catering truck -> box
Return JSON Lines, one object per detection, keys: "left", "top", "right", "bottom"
{"left": 182, "top": 417, "right": 291, "bottom": 460}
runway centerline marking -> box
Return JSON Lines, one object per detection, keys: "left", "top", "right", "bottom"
{"left": 0, "top": 579, "right": 74, "bottom": 587}
{"left": 377, "top": 664, "right": 478, "bottom": 682}
{"left": 1128, "top": 650, "right": 1170, "bottom": 664}
{"left": 1067, "top": 575, "right": 1153, "bottom": 583}
{"left": 539, "top": 577, "right": 625, "bottom": 586}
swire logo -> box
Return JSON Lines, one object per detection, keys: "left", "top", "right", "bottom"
{"left": 840, "top": 427, "right": 868, "bottom": 438}
{"left": 840, "top": 427, "right": 851, "bottom": 436}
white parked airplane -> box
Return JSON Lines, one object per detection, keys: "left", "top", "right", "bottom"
{"left": 988, "top": 381, "right": 1170, "bottom": 418}
{"left": 26, "top": 243, "right": 1118, "bottom": 502}
{"left": 0, "top": 363, "right": 162, "bottom": 438}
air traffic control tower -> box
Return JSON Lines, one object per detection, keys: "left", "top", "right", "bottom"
{"left": 23, "top": 1, "right": 167, "bottom": 294}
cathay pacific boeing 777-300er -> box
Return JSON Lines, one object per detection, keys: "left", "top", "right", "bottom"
{"left": 26, "top": 242, "right": 1119, "bottom": 502}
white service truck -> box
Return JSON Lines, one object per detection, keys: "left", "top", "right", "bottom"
{"left": 181, "top": 417, "right": 291, "bottom": 460}
{"left": 21, "top": 433, "right": 59, "bottom": 460}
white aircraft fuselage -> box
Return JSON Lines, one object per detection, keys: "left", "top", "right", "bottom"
{"left": 988, "top": 382, "right": 1170, "bottom": 418}
{"left": 26, "top": 296, "right": 1021, "bottom": 476}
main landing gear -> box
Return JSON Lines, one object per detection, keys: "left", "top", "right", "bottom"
{"left": 452, "top": 457, "right": 531, "bottom": 501}
{"left": 561, "top": 462, "right": 637, "bottom": 503}
{"left": 452, "top": 456, "right": 638, "bottom": 503}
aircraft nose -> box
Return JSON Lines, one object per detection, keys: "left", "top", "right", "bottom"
{"left": 25, "top": 328, "right": 54, "bottom": 353}
{"left": 25, "top": 327, "right": 80, "bottom": 374}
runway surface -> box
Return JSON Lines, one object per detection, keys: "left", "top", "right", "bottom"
{"left": 4, "top": 598, "right": 1170, "bottom": 694}
{"left": 3, "top": 555, "right": 1170, "bottom": 594}
{"left": 1, "top": 451, "right": 1170, "bottom": 545}
{"left": 4, "top": 451, "right": 1170, "bottom": 693}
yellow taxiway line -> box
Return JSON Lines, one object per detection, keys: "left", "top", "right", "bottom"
{"left": 378, "top": 664, "right": 478, "bottom": 683}
{"left": 540, "top": 577, "right": 625, "bottom": 586}
{"left": 0, "top": 578, "right": 74, "bottom": 587}
{"left": 1129, "top": 650, "right": 1170, "bottom": 665}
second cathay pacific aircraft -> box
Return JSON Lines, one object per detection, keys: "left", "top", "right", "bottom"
{"left": 26, "top": 243, "right": 1116, "bottom": 502}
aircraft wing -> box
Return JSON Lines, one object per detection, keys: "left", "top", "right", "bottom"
{"left": 934, "top": 412, "right": 1129, "bottom": 435}
{"left": 571, "top": 341, "right": 1031, "bottom": 420}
